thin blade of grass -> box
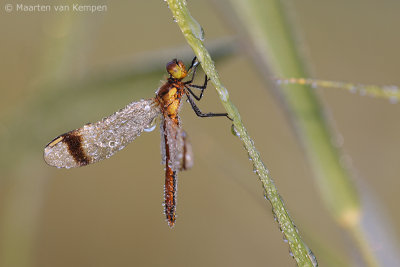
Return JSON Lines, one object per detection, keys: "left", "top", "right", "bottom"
{"left": 166, "top": 0, "right": 317, "bottom": 265}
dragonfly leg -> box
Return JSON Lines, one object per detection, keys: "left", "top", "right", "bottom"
{"left": 185, "top": 74, "right": 209, "bottom": 101}
{"left": 186, "top": 93, "right": 231, "bottom": 119}
{"left": 184, "top": 57, "right": 199, "bottom": 84}
{"left": 186, "top": 57, "right": 198, "bottom": 73}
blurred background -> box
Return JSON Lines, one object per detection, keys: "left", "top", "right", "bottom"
{"left": 1, "top": 0, "right": 399, "bottom": 266}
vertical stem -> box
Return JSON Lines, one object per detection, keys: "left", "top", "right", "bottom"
{"left": 227, "top": 0, "right": 379, "bottom": 266}
{"left": 166, "top": 0, "right": 317, "bottom": 265}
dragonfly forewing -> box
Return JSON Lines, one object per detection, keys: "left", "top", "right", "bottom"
{"left": 44, "top": 99, "right": 160, "bottom": 168}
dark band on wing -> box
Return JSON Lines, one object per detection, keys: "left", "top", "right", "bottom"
{"left": 61, "top": 131, "right": 90, "bottom": 166}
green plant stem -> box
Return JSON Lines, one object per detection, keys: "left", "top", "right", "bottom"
{"left": 166, "top": 0, "right": 316, "bottom": 266}
{"left": 227, "top": 0, "right": 379, "bottom": 266}
{"left": 227, "top": 0, "right": 361, "bottom": 221}
{"left": 277, "top": 78, "right": 400, "bottom": 102}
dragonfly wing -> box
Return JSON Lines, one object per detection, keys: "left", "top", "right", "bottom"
{"left": 44, "top": 99, "right": 160, "bottom": 168}
{"left": 179, "top": 130, "right": 193, "bottom": 170}
{"left": 161, "top": 116, "right": 193, "bottom": 227}
{"left": 162, "top": 116, "right": 179, "bottom": 227}
{"left": 161, "top": 116, "right": 193, "bottom": 172}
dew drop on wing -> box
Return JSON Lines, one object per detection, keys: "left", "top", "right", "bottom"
{"left": 108, "top": 141, "right": 117, "bottom": 147}
{"left": 144, "top": 105, "right": 151, "bottom": 112}
{"left": 144, "top": 117, "right": 158, "bottom": 132}
{"left": 144, "top": 124, "right": 157, "bottom": 132}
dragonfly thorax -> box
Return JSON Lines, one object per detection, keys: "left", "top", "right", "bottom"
{"left": 156, "top": 81, "right": 185, "bottom": 121}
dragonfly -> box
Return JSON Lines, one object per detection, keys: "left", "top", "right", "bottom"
{"left": 44, "top": 57, "right": 229, "bottom": 227}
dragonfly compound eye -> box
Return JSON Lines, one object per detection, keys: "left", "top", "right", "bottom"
{"left": 166, "top": 59, "right": 187, "bottom": 79}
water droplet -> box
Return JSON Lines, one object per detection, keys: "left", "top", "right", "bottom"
{"left": 252, "top": 166, "right": 258, "bottom": 174}
{"left": 308, "top": 249, "right": 318, "bottom": 266}
{"left": 144, "top": 124, "right": 156, "bottom": 132}
{"left": 293, "top": 224, "right": 299, "bottom": 234}
{"left": 144, "top": 117, "right": 158, "bottom": 132}
{"left": 231, "top": 124, "right": 240, "bottom": 137}
{"left": 190, "top": 19, "right": 205, "bottom": 41}
{"left": 109, "top": 141, "right": 117, "bottom": 147}
{"left": 218, "top": 86, "right": 229, "bottom": 102}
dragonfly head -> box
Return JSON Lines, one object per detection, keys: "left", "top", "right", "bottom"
{"left": 166, "top": 59, "right": 187, "bottom": 80}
